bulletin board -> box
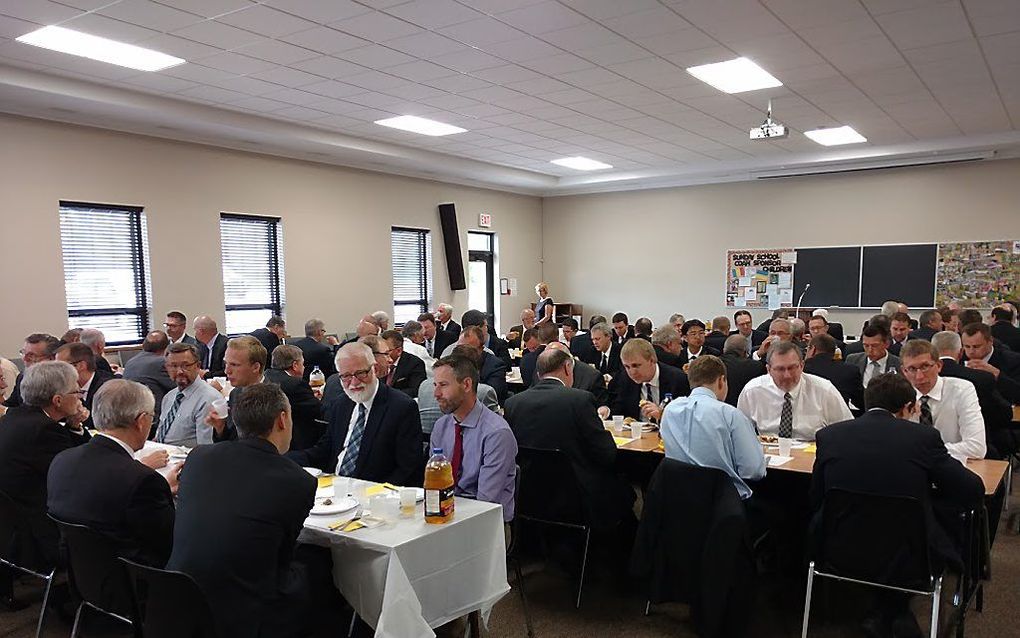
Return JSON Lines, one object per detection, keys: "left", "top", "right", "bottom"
{"left": 726, "top": 249, "right": 796, "bottom": 309}
{"left": 936, "top": 240, "right": 1020, "bottom": 307}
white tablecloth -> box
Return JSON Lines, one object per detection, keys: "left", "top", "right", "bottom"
{"left": 301, "top": 483, "right": 509, "bottom": 638}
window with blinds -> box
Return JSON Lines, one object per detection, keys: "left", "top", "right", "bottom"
{"left": 59, "top": 202, "right": 152, "bottom": 345}
{"left": 220, "top": 213, "right": 285, "bottom": 335}
{"left": 391, "top": 227, "right": 432, "bottom": 326}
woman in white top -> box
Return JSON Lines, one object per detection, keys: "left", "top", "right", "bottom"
{"left": 534, "top": 282, "right": 555, "bottom": 325}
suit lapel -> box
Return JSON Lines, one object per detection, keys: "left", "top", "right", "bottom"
{"left": 355, "top": 385, "right": 388, "bottom": 473}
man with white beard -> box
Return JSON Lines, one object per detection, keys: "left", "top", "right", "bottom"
{"left": 287, "top": 343, "right": 422, "bottom": 486}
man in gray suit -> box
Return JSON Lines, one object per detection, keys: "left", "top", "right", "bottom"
{"left": 845, "top": 323, "right": 900, "bottom": 389}
{"left": 122, "top": 330, "right": 175, "bottom": 422}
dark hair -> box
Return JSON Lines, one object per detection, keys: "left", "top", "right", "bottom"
{"left": 25, "top": 333, "right": 60, "bottom": 357}
{"left": 461, "top": 325, "right": 486, "bottom": 344}
{"left": 634, "top": 317, "right": 653, "bottom": 337}
{"left": 233, "top": 383, "right": 290, "bottom": 439}
{"left": 961, "top": 322, "right": 991, "bottom": 339}
{"left": 864, "top": 373, "right": 916, "bottom": 412}
{"left": 919, "top": 309, "right": 942, "bottom": 327}
{"left": 166, "top": 311, "right": 187, "bottom": 323}
{"left": 59, "top": 328, "right": 82, "bottom": 344}
{"left": 433, "top": 354, "right": 479, "bottom": 391}
{"left": 381, "top": 329, "right": 403, "bottom": 347}
{"left": 681, "top": 319, "right": 706, "bottom": 335}
{"left": 562, "top": 317, "right": 579, "bottom": 330}
{"left": 688, "top": 355, "right": 725, "bottom": 388}
{"left": 861, "top": 323, "right": 890, "bottom": 340}
{"left": 809, "top": 333, "right": 836, "bottom": 355}
{"left": 417, "top": 312, "right": 436, "bottom": 325}
{"left": 537, "top": 322, "right": 559, "bottom": 344}
{"left": 612, "top": 312, "right": 628, "bottom": 324}
{"left": 588, "top": 315, "right": 607, "bottom": 329}
{"left": 958, "top": 309, "right": 983, "bottom": 327}
{"left": 938, "top": 307, "right": 957, "bottom": 323}
{"left": 450, "top": 344, "right": 482, "bottom": 367}
{"left": 991, "top": 306, "right": 1015, "bottom": 323}
{"left": 166, "top": 342, "right": 200, "bottom": 361}
{"left": 868, "top": 314, "right": 891, "bottom": 330}
{"left": 461, "top": 309, "right": 486, "bottom": 328}
{"left": 142, "top": 330, "right": 170, "bottom": 353}
{"left": 537, "top": 348, "right": 573, "bottom": 376}
{"left": 521, "top": 328, "right": 539, "bottom": 344}
{"left": 56, "top": 342, "right": 96, "bottom": 371}
{"left": 891, "top": 312, "right": 911, "bottom": 324}
{"left": 733, "top": 309, "right": 751, "bottom": 321}
{"left": 266, "top": 316, "right": 286, "bottom": 329}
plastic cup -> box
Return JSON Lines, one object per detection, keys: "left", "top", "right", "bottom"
{"left": 399, "top": 488, "right": 417, "bottom": 518}
{"left": 778, "top": 437, "right": 793, "bottom": 457}
{"left": 631, "top": 421, "right": 642, "bottom": 440}
{"left": 333, "top": 477, "right": 350, "bottom": 500}
{"left": 370, "top": 494, "right": 399, "bottom": 521}
{"left": 612, "top": 415, "right": 624, "bottom": 432}
{"left": 211, "top": 398, "right": 228, "bottom": 418}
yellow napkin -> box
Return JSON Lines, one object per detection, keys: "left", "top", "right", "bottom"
{"left": 317, "top": 476, "right": 333, "bottom": 489}
{"left": 364, "top": 483, "right": 401, "bottom": 496}
{"left": 613, "top": 436, "right": 631, "bottom": 447}
{"left": 803, "top": 444, "right": 817, "bottom": 454}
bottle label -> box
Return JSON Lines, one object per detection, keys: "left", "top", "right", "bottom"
{"left": 425, "top": 486, "right": 454, "bottom": 518}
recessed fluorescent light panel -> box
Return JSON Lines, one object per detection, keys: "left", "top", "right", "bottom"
{"left": 551, "top": 157, "right": 613, "bottom": 171}
{"left": 16, "top": 26, "right": 184, "bottom": 72}
{"left": 804, "top": 126, "right": 867, "bottom": 146}
{"left": 685, "top": 57, "right": 782, "bottom": 94}
{"left": 374, "top": 115, "right": 466, "bottom": 136}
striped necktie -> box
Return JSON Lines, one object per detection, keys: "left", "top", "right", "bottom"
{"left": 920, "top": 396, "right": 933, "bottom": 426}
{"left": 157, "top": 392, "right": 185, "bottom": 443}
{"left": 778, "top": 392, "right": 793, "bottom": 438}
{"left": 337, "top": 404, "right": 367, "bottom": 477}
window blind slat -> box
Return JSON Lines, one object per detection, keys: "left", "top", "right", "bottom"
{"left": 220, "top": 214, "right": 284, "bottom": 335}
{"left": 391, "top": 227, "right": 432, "bottom": 326}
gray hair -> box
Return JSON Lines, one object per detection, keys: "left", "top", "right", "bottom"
{"left": 669, "top": 313, "right": 685, "bottom": 324}
{"left": 271, "top": 344, "right": 304, "bottom": 370}
{"left": 880, "top": 300, "right": 899, "bottom": 317}
{"left": 21, "top": 361, "right": 78, "bottom": 407}
{"left": 766, "top": 340, "right": 803, "bottom": 364}
{"left": 92, "top": 379, "right": 154, "bottom": 431}
{"left": 79, "top": 328, "right": 105, "bottom": 350}
{"left": 304, "top": 318, "right": 325, "bottom": 337}
{"left": 932, "top": 330, "right": 962, "bottom": 355}
{"left": 335, "top": 342, "right": 374, "bottom": 370}
{"left": 167, "top": 342, "right": 200, "bottom": 361}
{"left": 651, "top": 325, "right": 681, "bottom": 348}
{"left": 790, "top": 318, "right": 806, "bottom": 338}
{"left": 437, "top": 303, "right": 453, "bottom": 313}
{"left": 590, "top": 322, "right": 613, "bottom": 338}
{"left": 724, "top": 334, "right": 748, "bottom": 356}
{"left": 371, "top": 311, "right": 390, "bottom": 327}
{"left": 402, "top": 320, "right": 423, "bottom": 339}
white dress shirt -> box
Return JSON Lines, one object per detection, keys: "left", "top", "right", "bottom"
{"left": 862, "top": 353, "right": 890, "bottom": 387}
{"left": 403, "top": 339, "right": 434, "bottom": 375}
{"left": 641, "top": 366, "right": 661, "bottom": 406}
{"left": 913, "top": 376, "right": 986, "bottom": 460}
{"left": 737, "top": 373, "right": 852, "bottom": 440}
{"left": 336, "top": 383, "right": 379, "bottom": 473}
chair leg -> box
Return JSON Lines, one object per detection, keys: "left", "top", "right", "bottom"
{"left": 513, "top": 560, "right": 535, "bottom": 638}
{"left": 70, "top": 601, "right": 85, "bottom": 638}
{"left": 930, "top": 576, "right": 942, "bottom": 638}
{"left": 35, "top": 571, "right": 54, "bottom": 638}
{"left": 644, "top": 601, "right": 651, "bottom": 616}
{"left": 347, "top": 611, "right": 358, "bottom": 638}
{"left": 575, "top": 528, "right": 591, "bottom": 609}
{"left": 800, "top": 562, "right": 815, "bottom": 638}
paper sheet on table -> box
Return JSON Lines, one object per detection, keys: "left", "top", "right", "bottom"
{"left": 779, "top": 288, "right": 794, "bottom": 304}
{"left": 744, "top": 287, "right": 757, "bottom": 301}
{"left": 778, "top": 272, "right": 792, "bottom": 287}
{"left": 781, "top": 251, "right": 797, "bottom": 265}
{"left": 317, "top": 476, "right": 333, "bottom": 489}
{"left": 767, "top": 455, "right": 794, "bottom": 467}
{"left": 738, "top": 276, "right": 752, "bottom": 287}
{"left": 613, "top": 436, "right": 631, "bottom": 447}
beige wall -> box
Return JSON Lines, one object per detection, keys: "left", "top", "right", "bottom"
{"left": 542, "top": 158, "right": 1020, "bottom": 335}
{"left": 0, "top": 115, "right": 543, "bottom": 354}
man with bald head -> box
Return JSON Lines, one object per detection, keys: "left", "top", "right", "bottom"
{"left": 194, "top": 315, "right": 228, "bottom": 378}
{"left": 546, "top": 341, "right": 609, "bottom": 408}
{"left": 122, "top": 330, "right": 175, "bottom": 423}
{"left": 290, "top": 318, "right": 337, "bottom": 380}
{"left": 80, "top": 328, "right": 114, "bottom": 375}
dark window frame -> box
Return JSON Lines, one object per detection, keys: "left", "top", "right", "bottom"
{"left": 220, "top": 213, "right": 285, "bottom": 336}
{"left": 391, "top": 226, "right": 432, "bottom": 327}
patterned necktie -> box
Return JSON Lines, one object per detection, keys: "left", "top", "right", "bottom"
{"left": 451, "top": 421, "right": 464, "bottom": 483}
{"left": 426, "top": 339, "right": 433, "bottom": 357}
{"left": 920, "top": 396, "right": 933, "bottom": 426}
{"left": 869, "top": 360, "right": 880, "bottom": 384}
{"left": 644, "top": 383, "right": 654, "bottom": 404}
{"left": 778, "top": 392, "right": 793, "bottom": 438}
{"left": 337, "top": 404, "right": 367, "bottom": 477}
{"left": 157, "top": 392, "right": 185, "bottom": 443}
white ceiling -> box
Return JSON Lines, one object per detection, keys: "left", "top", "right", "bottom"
{"left": 1, "top": 0, "right": 1019, "bottom": 195}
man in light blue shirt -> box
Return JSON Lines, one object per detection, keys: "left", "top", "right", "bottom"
{"left": 660, "top": 355, "right": 766, "bottom": 499}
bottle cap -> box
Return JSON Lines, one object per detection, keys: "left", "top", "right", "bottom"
{"left": 432, "top": 447, "right": 443, "bottom": 455}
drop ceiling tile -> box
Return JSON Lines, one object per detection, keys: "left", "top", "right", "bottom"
{"left": 235, "top": 39, "right": 319, "bottom": 64}
{"left": 270, "top": 104, "right": 330, "bottom": 121}
{"left": 505, "top": 76, "right": 573, "bottom": 95}
{"left": 302, "top": 79, "right": 367, "bottom": 98}
{"left": 53, "top": 0, "right": 120, "bottom": 9}
{"left": 662, "top": 46, "right": 738, "bottom": 69}
{"left": 540, "top": 87, "right": 599, "bottom": 104}
{"left": 163, "top": 63, "right": 235, "bottom": 84}
{"left": 540, "top": 21, "right": 616, "bottom": 49}
{"left": 304, "top": 98, "right": 365, "bottom": 115}
{"left": 428, "top": 47, "right": 504, "bottom": 72}
{"left": 384, "top": 31, "right": 465, "bottom": 58}
{"left": 172, "top": 20, "right": 263, "bottom": 49}
{"left": 343, "top": 69, "right": 408, "bottom": 91}
{"left": 196, "top": 51, "right": 276, "bottom": 74}
{"left": 518, "top": 52, "right": 593, "bottom": 74}
{"left": 470, "top": 64, "right": 542, "bottom": 84}
{"left": 814, "top": 35, "right": 904, "bottom": 75}
{"left": 981, "top": 31, "right": 1020, "bottom": 68}
{"left": 343, "top": 91, "right": 405, "bottom": 109}
{"left": 606, "top": 57, "right": 688, "bottom": 88}
{"left": 439, "top": 17, "right": 525, "bottom": 48}
{"left": 216, "top": 5, "right": 317, "bottom": 38}
{"left": 98, "top": 1, "right": 204, "bottom": 32}
{"left": 874, "top": 1, "right": 971, "bottom": 50}
{"left": 963, "top": 0, "right": 1020, "bottom": 37}
{"left": 121, "top": 72, "right": 198, "bottom": 93}
{"left": 385, "top": 59, "right": 456, "bottom": 81}
{"left": 333, "top": 10, "right": 423, "bottom": 42}
{"left": 380, "top": 82, "right": 447, "bottom": 100}
{"left": 1, "top": 0, "right": 84, "bottom": 24}
{"left": 604, "top": 6, "right": 696, "bottom": 39}
{"left": 177, "top": 84, "right": 248, "bottom": 103}
{"left": 136, "top": 33, "right": 223, "bottom": 59}
{"left": 560, "top": 0, "right": 662, "bottom": 21}
{"left": 155, "top": 0, "right": 254, "bottom": 18}
{"left": 215, "top": 75, "right": 282, "bottom": 95}
{"left": 453, "top": 103, "right": 512, "bottom": 118}
{"left": 859, "top": 0, "right": 946, "bottom": 17}
{"left": 258, "top": 87, "right": 327, "bottom": 105}
{"left": 335, "top": 43, "right": 415, "bottom": 68}
{"left": 678, "top": 0, "right": 791, "bottom": 42}
{"left": 479, "top": 36, "right": 562, "bottom": 63}
{"left": 59, "top": 13, "right": 162, "bottom": 43}
{"left": 0, "top": 14, "right": 39, "bottom": 39}
{"left": 248, "top": 65, "right": 322, "bottom": 87}
{"left": 225, "top": 95, "right": 291, "bottom": 112}
{"left": 290, "top": 55, "right": 366, "bottom": 78}
{"left": 263, "top": 0, "right": 373, "bottom": 23}
{"left": 279, "top": 26, "right": 368, "bottom": 55}
{"left": 383, "top": 0, "right": 481, "bottom": 29}
{"left": 496, "top": 1, "right": 591, "bottom": 34}
{"left": 422, "top": 73, "right": 494, "bottom": 93}
{"left": 638, "top": 29, "right": 720, "bottom": 57}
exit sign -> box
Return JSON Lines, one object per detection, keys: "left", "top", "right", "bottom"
{"left": 479, "top": 213, "right": 491, "bottom": 228}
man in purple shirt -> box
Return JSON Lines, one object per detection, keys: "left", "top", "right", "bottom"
{"left": 430, "top": 354, "right": 517, "bottom": 522}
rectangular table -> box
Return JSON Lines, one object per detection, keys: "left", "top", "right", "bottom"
{"left": 300, "top": 480, "right": 509, "bottom": 638}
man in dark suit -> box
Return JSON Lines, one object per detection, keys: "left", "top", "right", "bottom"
{"left": 678, "top": 319, "right": 721, "bottom": 368}
{"left": 962, "top": 321, "right": 1020, "bottom": 404}
{"left": 168, "top": 384, "right": 322, "bottom": 638}
{"left": 609, "top": 338, "right": 691, "bottom": 420}
{"left": 705, "top": 316, "right": 730, "bottom": 353}
{"left": 459, "top": 309, "right": 511, "bottom": 369}
{"left": 804, "top": 334, "right": 864, "bottom": 411}
{"left": 651, "top": 326, "right": 684, "bottom": 369}
{"left": 289, "top": 318, "right": 337, "bottom": 380}
{"left": 807, "top": 315, "right": 846, "bottom": 358}
{"left": 505, "top": 348, "right": 635, "bottom": 528}
{"left": 506, "top": 308, "right": 537, "bottom": 350}
{"left": 436, "top": 303, "right": 461, "bottom": 337}
{"left": 520, "top": 323, "right": 560, "bottom": 388}
{"left": 633, "top": 317, "right": 653, "bottom": 342}
{"left": 908, "top": 309, "right": 943, "bottom": 342}
{"left": 3, "top": 333, "right": 60, "bottom": 409}
{"left": 79, "top": 328, "right": 115, "bottom": 375}
{"left": 732, "top": 310, "right": 767, "bottom": 357}
{"left": 250, "top": 316, "right": 287, "bottom": 359}
{"left": 611, "top": 312, "right": 635, "bottom": 345}
{"left": 194, "top": 316, "right": 229, "bottom": 378}
{"left": 48, "top": 380, "right": 177, "bottom": 568}
{"left": 590, "top": 322, "right": 623, "bottom": 380}
{"left": 163, "top": 311, "right": 208, "bottom": 365}
{"left": 990, "top": 305, "right": 1020, "bottom": 352}
{"left": 288, "top": 342, "right": 422, "bottom": 486}
{"left": 546, "top": 342, "right": 609, "bottom": 408}
{"left": 570, "top": 315, "right": 605, "bottom": 364}
{"left": 720, "top": 335, "right": 765, "bottom": 406}
{"left": 845, "top": 314, "right": 892, "bottom": 357}
{"left": 810, "top": 374, "right": 983, "bottom": 636}
{"left": 207, "top": 336, "right": 268, "bottom": 442}
{"left": 265, "top": 345, "right": 325, "bottom": 451}
{"left": 889, "top": 312, "right": 912, "bottom": 355}
{"left": 122, "top": 330, "right": 175, "bottom": 422}
{"left": 380, "top": 331, "right": 427, "bottom": 398}
{"left": 0, "top": 361, "right": 91, "bottom": 569}
{"left": 419, "top": 312, "right": 455, "bottom": 361}
{"left": 55, "top": 342, "right": 115, "bottom": 430}
{"left": 845, "top": 324, "right": 901, "bottom": 393}
{"left": 756, "top": 309, "right": 789, "bottom": 334}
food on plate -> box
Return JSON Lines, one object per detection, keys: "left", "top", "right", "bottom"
{"left": 758, "top": 434, "right": 778, "bottom": 444}
{"left": 623, "top": 416, "right": 636, "bottom": 424}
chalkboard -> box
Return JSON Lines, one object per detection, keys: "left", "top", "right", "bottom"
{"left": 792, "top": 247, "right": 862, "bottom": 307}
{"left": 861, "top": 244, "right": 937, "bottom": 308}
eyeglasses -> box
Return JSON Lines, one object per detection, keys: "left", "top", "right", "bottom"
{"left": 339, "top": 368, "right": 372, "bottom": 383}
{"left": 374, "top": 350, "right": 390, "bottom": 359}
{"left": 63, "top": 389, "right": 86, "bottom": 397}
{"left": 902, "top": 362, "right": 937, "bottom": 375}
{"left": 166, "top": 360, "right": 199, "bottom": 371}
{"left": 20, "top": 351, "right": 50, "bottom": 363}
{"left": 162, "top": 322, "right": 184, "bottom": 329}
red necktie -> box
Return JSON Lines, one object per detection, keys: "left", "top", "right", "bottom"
{"left": 451, "top": 421, "right": 464, "bottom": 483}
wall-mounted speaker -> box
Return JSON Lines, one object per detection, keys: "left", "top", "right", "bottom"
{"left": 438, "top": 202, "right": 466, "bottom": 290}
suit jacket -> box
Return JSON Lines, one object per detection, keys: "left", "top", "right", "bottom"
{"left": 804, "top": 355, "right": 864, "bottom": 411}
{"left": 519, "top": 345, "right": 544, "bottom": 388}
{"left": 729, "top": 329, "right": 768, "bottom": 355}
{"left": 609, "top": 363, "right": 691, "bottom": 419}
{"left": 845, "top": 352, "right": 901, "bottom": 378}
{"left": 430, "top": 330, "right": 457, "bottom": 361}
{"left": 704, "top": 331, "right": 728, "bottom": 353}
{"left": 487, "top": 334, "right": 512, "bottom": 369}
{"left": 988, "top": 347, "right": 1020, "bottom": 404}
{"left": 249, "top": 328, "right": 281, "bottom": 358}
{"left": 810, "top": 410, "right": 983, "bottom": 569}
{"left": 122, "top": 351, "right": 175, "bottom": 421}
{"left": 167, "top": 438, "right": 316, "bottom": 638}
{"left": 570, "top": 359, "right": 609, "bottom": 408}
{"left": 677, "top": 345, "right": 721, "bottom": 368}
{"left": 480, "top": 351, "right": 509, "bottom": 403}
{"left": 654, "top": 345, "right": 683, "bottom": 369}
{"left": 2, "top": 371, "right": 24, "bottom": 408}
{"left": 504, "top": 379, "right": 635, "bottom": 525}
{"left": 181, "top": 335, "right": 209, "bottom": 369}
{"left": 289, "top": 336, "right": 337, "bottom": 380}
{"left": 264, "top": 369, "right": 325, "bottom": 451}
{"left": 593, "top": 342, "right": 622, "bottom": 378}
{"left": 720, "top": 354, "right": 766, "bottom": 407}
{"left": 990, "top": 320, "right": 1020, "bottom": 352}
{"left": 386, "top": 352, "right": 427, "bottom": 398}
{"left": 441, "top": 319, "right": 461, "bottom": 337}
{"left": 613, "top": 325, "right": 635, "bottom": 345}
{"left": 908, "top": 326, "right": 938, "bottom": 342}
{"left": 83, "top": 369, "right": 116, "bottom": 430}
{"left": 47, "top": 435, "right": 175, "bottom": 567}
{"left": 570, "top": 331, "right": 598, "bottom": 365}
{"left": 287, "top": 383, "right": 423, "bottom": 486}
{"left": 506, "top": 324, "right": 532, "bottom": 351}
{"left": 95, "top": 356, "right": 114, "bottom": 375}
{"left": 200, "top": 334, "right": 229, "bottom": 378}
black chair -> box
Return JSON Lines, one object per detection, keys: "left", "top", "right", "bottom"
{"left": 630, "top": 459, "right": 754, "bottom": 638}
{"left": 0, "top": 491, "right": 56, "bottom": 638}
{"left": 515, "top": 446, "right": 592, "bottom": 609}
{"left": 119, "top": 558, "right": 218, "bottom": 638}
{"left": 507, "top": 463, "right": 535, "bottom": 637}
{"left": 802, "top": 489, "right": 943, "bottom": 638}
{"left": 47, "top": 514, "right": 135, "bottom": 638}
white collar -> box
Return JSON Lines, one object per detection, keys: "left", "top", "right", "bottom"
{"left": 769, "top": 374, "right": 803, "bottom": 398}
{"left": 81, "top": 371, "right": 96, "bottom": 394}
{"left": 868, "top": 352, "right": 889, "bottom": 366}
{"left": 647, "top": 364, "right": 661, "bottom": 389}
{"left": 916, "top": 376, "right": 944, "bottom": 401}
{"left": 96, "top": 432, "right": 136, "bottom": 457}
{"left": 542, "top": 376, "right": 566, "bottom": 386}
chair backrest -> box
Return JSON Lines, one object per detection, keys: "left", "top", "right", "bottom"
{"left": 515, "top": 447, "right": 587, "bottom": 526}
{"left": 815, "top": 488, "right": 934, "bottom": 588}
{"left": 508, "top": 464, "right": 522, "bottom": 556}
{"left": 120, "top": 558, "right": 219, "bottom": 638}
{"left": 0, "top": 490, "right": 22, "bottom": 561}
{"left": 118, "top": 349, "right": 142, "bottom": 366}
{"left": 48, "top": 514, "right": 133, "bottom": 617}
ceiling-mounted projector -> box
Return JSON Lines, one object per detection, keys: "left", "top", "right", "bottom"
{"left": 750, "top": 100, "right": 787, "bottom": 140}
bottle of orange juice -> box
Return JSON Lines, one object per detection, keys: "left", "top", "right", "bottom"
{"left": 424, "top": 447, "right": 455, "bottom": 524}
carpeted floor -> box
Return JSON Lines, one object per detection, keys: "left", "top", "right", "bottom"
{"left": 3, "top": 485, "right": 1019, "bottom": 637}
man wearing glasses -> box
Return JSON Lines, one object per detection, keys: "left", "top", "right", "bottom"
{"left": 3, "top": 333, "right": 60, "bottom": 409}
{"left": 288, "top": 342, "right": 422, "bottom": 487}
{"left": 55, "top": 342, "right": 115, "bottom": 430}
{"left": 900, "top": 339, "right": 986, "bottom": 461}
{"left": 156, "top": 343, "right": 223, "bottom": 447}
